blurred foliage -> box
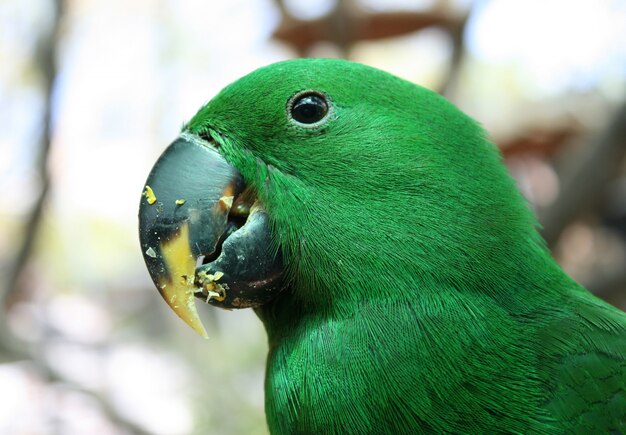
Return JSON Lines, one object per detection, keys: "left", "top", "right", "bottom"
{"left": 0, "top": 0, "right": 625, "bottom": 433}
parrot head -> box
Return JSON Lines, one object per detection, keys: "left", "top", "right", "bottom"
{"left": 139, "top": 58, "right": 540, "bottom": 337}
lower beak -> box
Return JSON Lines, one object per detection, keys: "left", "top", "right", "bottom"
{"left": 138, "top": 134, "right": 283, "bottom": 338}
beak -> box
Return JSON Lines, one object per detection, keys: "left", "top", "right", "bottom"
{"left": 138, "top": 133, "right": 283, "bottom": 338}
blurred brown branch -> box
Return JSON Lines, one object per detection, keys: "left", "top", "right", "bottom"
{"left": 539, "top": 102, "right": 626, "bottom": 247}
{"left": 0, "top": 0, "right": 64, "bottom": 361}
{"left": 438, "top": 13, "right": 468, "bottom": 99}
{"left": 3, "top": 1, "right": 61, "bottom": 312}
{"left": 273, "top": 0, "right": 464, "bottom": 57}
{"left": 500, "top": 128, "right": 579, "bottom": 159}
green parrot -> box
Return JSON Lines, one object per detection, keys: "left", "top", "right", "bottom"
{"left": 138, "top": 58, "right": 626, "bottom": 433}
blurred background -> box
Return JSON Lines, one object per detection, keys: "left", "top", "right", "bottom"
{"left": 1, "top": 0, "right": 625, "bottom": 433}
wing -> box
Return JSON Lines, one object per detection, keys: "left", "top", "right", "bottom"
{"left": 537, "top": 291, "right": 626, "bottom": 433}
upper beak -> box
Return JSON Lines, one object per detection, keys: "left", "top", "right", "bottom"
{"left": 138, "top": 133, "right": 283, "bottom": 337}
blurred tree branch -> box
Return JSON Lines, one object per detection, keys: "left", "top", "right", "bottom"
{"left": 438, "top": 14, "right": 467, "bottom": 99}
{"left": 3, "top": 1, "right": 61, "bottom": 311}
{"left": 0, "top": 0, "right": 64, "bottom": 361}
{"left": 539, "top": 102, "right": 626, "bottom": 247}
{"left": 273, "top": 0, "right": 465, "bottom": 59}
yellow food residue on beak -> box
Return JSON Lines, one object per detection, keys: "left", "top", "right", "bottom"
{"left": 143, "top": 185, "right": 157, "bottom": 205}
{"left": 158, "top": 222, "right": 209, "bottom": 339}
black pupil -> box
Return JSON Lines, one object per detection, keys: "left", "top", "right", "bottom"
{"left": 291, "top": 94, "right": 328, "bottom": 124}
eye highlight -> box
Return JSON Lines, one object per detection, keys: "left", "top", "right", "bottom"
{"left": 288, "top": 91, "right": 330, "bottom": 127}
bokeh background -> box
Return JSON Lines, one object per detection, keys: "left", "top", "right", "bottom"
{"left": 1, "top": 0, "right": 625, "bottom": 433}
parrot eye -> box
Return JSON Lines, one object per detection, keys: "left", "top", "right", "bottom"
{"left": 288, "top": 91, "right": 330, "bottom": 127}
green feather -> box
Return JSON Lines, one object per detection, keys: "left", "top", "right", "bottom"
{"left": 186, "top": 59, "right": 626, "bottom": 433}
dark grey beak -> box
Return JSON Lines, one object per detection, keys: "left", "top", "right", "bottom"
{"left": 138, "top": 134, "right": 283, "bottom": 337}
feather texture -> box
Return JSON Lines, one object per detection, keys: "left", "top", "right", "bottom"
{"left": 186, "top": 59, "right": 626, "bottom": 433}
